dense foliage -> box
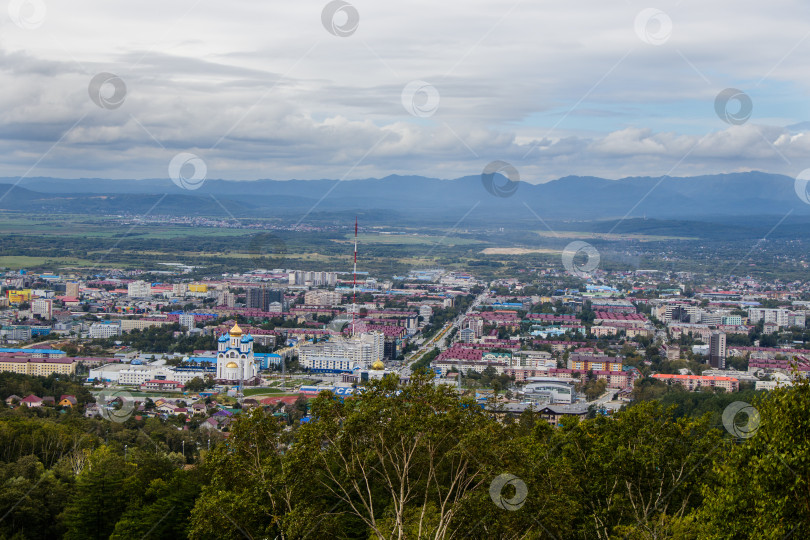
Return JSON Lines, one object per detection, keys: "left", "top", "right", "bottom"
{"left": 1, "top": 373, "right": 808, "bottom": 538}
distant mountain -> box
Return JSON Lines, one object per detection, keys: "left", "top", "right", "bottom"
{"left": 0, "top": 171, "right": 806, "bottom": 222}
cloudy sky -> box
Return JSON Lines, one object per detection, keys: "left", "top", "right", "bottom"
{"left": 3, "top": 0, "right": 810, "bottom": 183}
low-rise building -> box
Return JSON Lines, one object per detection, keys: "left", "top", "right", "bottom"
{"left": 89, "top": 321, "right": 122, "bottom": 339}
{"left": 0, "top": 356, "right": 76, "bottom": 376}
{"left": 652, "top": 373, "right": 739, "bottom": 392}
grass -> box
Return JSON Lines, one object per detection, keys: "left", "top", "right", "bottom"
{"left": 345, "top": 233, "right": 482, "bottom": 246}
{"left": 535, "top": 230, "right": 697, "bottom": 241}
{"left": 0, "top": 255, "right": 104, "bottom": 269}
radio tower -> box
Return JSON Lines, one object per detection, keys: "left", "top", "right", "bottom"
{"left": 352, "top": 216, "right": 358, "bottom": 337}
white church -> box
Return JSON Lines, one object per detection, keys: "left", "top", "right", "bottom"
{"left": 215, "top": 322, "right": 259, "bottom": 384}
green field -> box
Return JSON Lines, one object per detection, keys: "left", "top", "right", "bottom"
{"left": 0, "top": 255, "right": 104, "bottom": 269}
{"left": 535, "top": 230, "right": 697, "bottom": 242}
{"left": 346, "top": 233, "right": 482, "bottom": 246}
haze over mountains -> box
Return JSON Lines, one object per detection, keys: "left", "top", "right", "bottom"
{"left": 0, "top": 171, "right": 805, "bottom": 222}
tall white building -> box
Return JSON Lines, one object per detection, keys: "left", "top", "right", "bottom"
{"left": 128, "top": 281, "right": 152, "bottom": 298}
{"left": 215, "top": 323, "right": 258, "bottom": 383}
{"left": 31, "top": 298, "right": 52, "bottom": 319}
{"left": 218, "top": 291, "right": 236, "bottom": 307}
{"left": 298, "top": 332, "right": 384, "bottom": 372}
{"left": 179, "top": 314, "right": 195, "bottom": 329}
{"left": 288, "top": 270, "right": 338, "bottom": 286}
{"left": 172, "top": 283, "right": 189, "bottom": 296}
{"left": 748, "top": 308, "right": 789, "bottom": 328}
{"left": 304, "top": 290, "right": 342, "bottom": 306}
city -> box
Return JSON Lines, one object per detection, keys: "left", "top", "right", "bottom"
{"left": 2, "top": 0, "right": 810, "bottom": 538}
{"left": 2, "top": 241, "right": 809, "bottom": 537}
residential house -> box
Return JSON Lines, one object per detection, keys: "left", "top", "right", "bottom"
{"left": 20, "top": 394, "right": 43, "bottom": 408}
{"left": 59, "top": 395, "right": 78, "bottom": 407}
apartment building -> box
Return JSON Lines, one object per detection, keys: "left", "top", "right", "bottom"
{"left": 652, "top": 373, "right": 739, "bottom": 392}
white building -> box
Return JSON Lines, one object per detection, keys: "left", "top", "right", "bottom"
{"left": 304, "top": 356, "right": 359, "bottom": 372}
{"left": 298, "top": 332, "right": 384, "bottom": 371}
{"left": 215, "top": 323, "right": 258, "bottom": 383}
{"left": 748, "top": 308, "right": 789, "bottom": 328}
{"left": 89, "top": 322, "right": 122, "bottom": 339}
{"left": 128, "top": 281, "right": 152, "bottom": 298}
{"left": 31, "top": 298, "right": 52, "bottom": 319}
{"left": 304, "top": 290, "right": 342, "bottom": 306}
{"left": 515, "top": 350, "right": 556, "bottom": 369}
{"left": 173, "top": 283, "right": 189, "bottom": 296}
{"left": 179, "top": 314, "right": 195, "bottom": 329}
{"left": 523, "top": 378, "right": 576, "bottom": 404}
{"left": 789, "top": 312, "right": 806, "bottom": 328}
{"left": 289, "top": 271, "right": 338, "bottom": 287}
{"left": 459, "top": 328, "right": 475, "bottom": 343}
{"left": 91, "top": 363, "right": 215, "bottom": 385}
{"left": 218, "top": 291, "right": 236, "bottom": 307}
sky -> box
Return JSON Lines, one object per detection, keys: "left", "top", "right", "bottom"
{"left": 3, "top": 0, "right": 810, "bottom": 183}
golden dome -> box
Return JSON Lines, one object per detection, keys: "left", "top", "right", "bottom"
{"left": 371, "top": 360, "right": 385, "bottom": 370}
{"left": 229, "top": 322, "right": 243, "bottom": 337}
{"left": 226, "top": 361, "right": 239, "bottom": 369}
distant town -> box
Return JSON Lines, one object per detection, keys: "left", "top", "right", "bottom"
{"left": 3, "top": 254, "right": 809, "bottom": 427}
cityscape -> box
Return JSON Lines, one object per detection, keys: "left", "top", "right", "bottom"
{"left": 2, "top": 1, "right": 810, "bottom": 539}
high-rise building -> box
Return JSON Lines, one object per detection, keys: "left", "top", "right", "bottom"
{"left": 748, "top": 308, "right": 789, "bottom": 328}
{"left": 298, "top": 332, "right": 384, "bottom": 371}
{"left": 709, "top": 332, "right": 727, "bottom": 369}
{"left": 173, "top": 283, "right": 189, "bottom": 296}
{"left": 65, "top": 282, "right": 80, "bottom": 298}
{"left": 127, "top": 281, "right": 152, "bottom": 298}
{"left": 218, "top": 291, "right": 236, "bottom": 307}
{"left": 288, "top": 270, "right": 337, "bottom": 286}
{"left": 179, "top": 314, "right": 195, "bottom": 329}
{"left": 246, "top": 287, "right": 283, "bottom": 311}
{"left": 304, "top": 290, "right": 342, "bottom": 306}
{"left": 31, "top": 298, "right": 53, "bottom": 319}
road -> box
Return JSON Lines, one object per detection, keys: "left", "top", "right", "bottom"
{"left": 398, "top": 289, "right": 490, "bottom": 377}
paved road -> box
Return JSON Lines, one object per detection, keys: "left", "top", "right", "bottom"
{"left": 399, "top": 289, "right": 490, "bottom": 376}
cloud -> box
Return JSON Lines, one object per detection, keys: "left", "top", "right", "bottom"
{"left": 0, "top": 0, "right": 809, "bottom": 183}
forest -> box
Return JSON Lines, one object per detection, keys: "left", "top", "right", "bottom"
{"left": 0, "top": 371, "right": 807, "bottom": 539}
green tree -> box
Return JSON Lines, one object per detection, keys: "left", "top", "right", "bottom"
{"left": 184, "top": 377, "right": 206, "bottom": 393}
{"left": 558, "top": 401, "right": 722, "bottom": 539}
{"left": 189, "top": 408, "right": 298, "bottom": 539}
{"left": 286, "top": 372, "right": 504, "bottom": 538}
{"left": 62, "top": 446, "right": 134, "bottom": 540}
{"left": 694, "top": 379, "right": 810, "bottom": 538}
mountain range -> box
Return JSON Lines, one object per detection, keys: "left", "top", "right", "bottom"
{"left": 0, "top": 171, "right": 806, "bottom": 224}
